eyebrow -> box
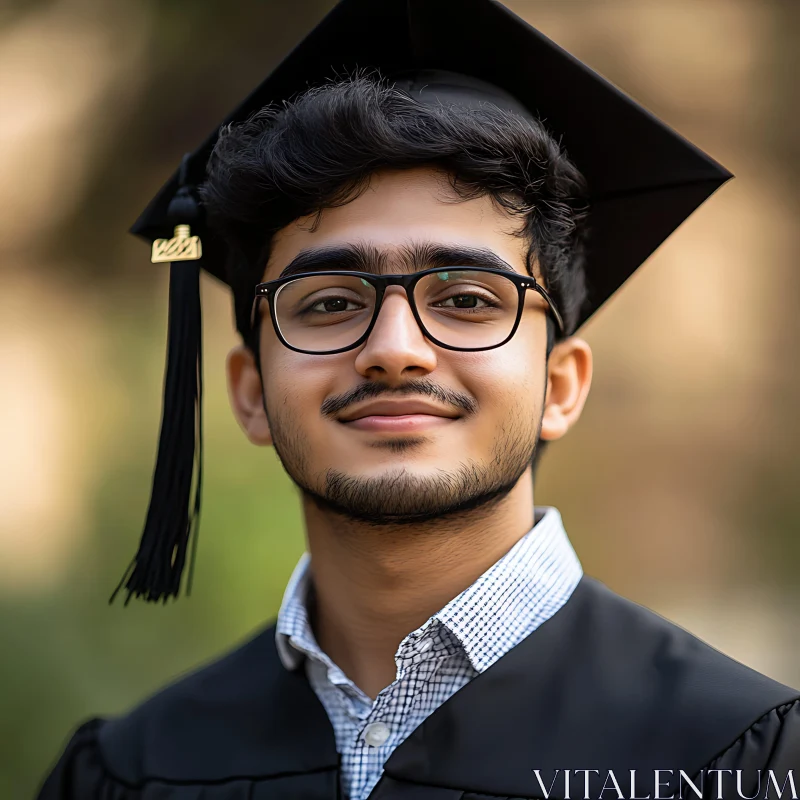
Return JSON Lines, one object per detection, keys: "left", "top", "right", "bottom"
{"left": 276, "top": 242, "right": 520, "bottom": 280}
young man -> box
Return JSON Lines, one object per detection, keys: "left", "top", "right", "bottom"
{"left": 39, "top": 1, "right": 800, "bottom": 798}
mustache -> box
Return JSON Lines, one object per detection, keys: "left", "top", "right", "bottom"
{"left": 320, "top": 379, "right": 478, "bottom": 418}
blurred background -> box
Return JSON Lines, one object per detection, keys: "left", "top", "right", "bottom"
{"left": 1, "top": 0, "right": 798, "bottom": 794}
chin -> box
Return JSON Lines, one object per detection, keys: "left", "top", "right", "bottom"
{"left": 328, "top": 460, "right": 440, "bottom": 483}
{"left": 310, "top": 460, "right": 519, "bottom": 526}
{"left": 337, "top": 431, "right": 434, "bottom": 452}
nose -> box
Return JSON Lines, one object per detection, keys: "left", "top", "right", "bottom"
{"left": 353, "top": 287, "right": 438, "bottom": 383}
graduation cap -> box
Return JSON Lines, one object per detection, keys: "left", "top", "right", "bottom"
{"left": 114, "top": 0, "right": 732, "bottom": 604}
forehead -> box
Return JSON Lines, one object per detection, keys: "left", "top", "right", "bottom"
{"left": 265, "top": 167, "right": 529, "bottom": 279}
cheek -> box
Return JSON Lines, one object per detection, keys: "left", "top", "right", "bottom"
{"left": 261, "top": 343, "right": 346, "bottom": 415}
{"left": 454, "top": 339, "right": 543, "bottom": 412}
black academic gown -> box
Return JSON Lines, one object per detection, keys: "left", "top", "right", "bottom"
{"left": 38, "top": 578, "right": 800, "bottom": 800}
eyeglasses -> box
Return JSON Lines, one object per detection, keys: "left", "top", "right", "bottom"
{"left": 252, "top": 266, "right": 564, "bottom": 355}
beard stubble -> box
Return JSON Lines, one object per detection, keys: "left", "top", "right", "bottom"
{"left": 266, "top": 393, "right": 542, "bottom": 528}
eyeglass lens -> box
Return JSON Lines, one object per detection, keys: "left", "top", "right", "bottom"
{"left": 272, "top": 270, "right": 520, "bottom": 352}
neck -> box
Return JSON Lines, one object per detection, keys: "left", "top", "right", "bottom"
{"left": 302, "top": 471, "right": 535, "bottom": 699}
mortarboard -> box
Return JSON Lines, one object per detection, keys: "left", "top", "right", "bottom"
{"left": 114, "top": 0, "right": 732, "bottom": 603}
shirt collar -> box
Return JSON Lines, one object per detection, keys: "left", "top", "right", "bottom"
{"left": 275, "top": 506, "right": 581, "bottom": 674}
{"left": 433, "top": 505, "right": 581, "bottom": 672}
{"left": 275, "top": 550, "right": 315, "bottom": 672}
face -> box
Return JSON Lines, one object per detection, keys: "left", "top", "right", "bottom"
{"left": 228, "top": 167, "right": 592, "bottom": 524}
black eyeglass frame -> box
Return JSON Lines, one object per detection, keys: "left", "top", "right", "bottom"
{"left": 251, "top": 266, "right": 565, "bottom": 356}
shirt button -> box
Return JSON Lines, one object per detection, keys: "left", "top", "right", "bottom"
{"left": 363, "top": 721, "right": 391, "bottom": 747}
{"left": 418, "top": 637, "right": 433, "bottom": 653}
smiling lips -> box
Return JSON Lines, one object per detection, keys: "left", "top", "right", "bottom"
{"left": 338, "top": 400, "right": 461, "bottom": 433}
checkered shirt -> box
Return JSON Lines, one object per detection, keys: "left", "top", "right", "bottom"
{"left": 275, "top": 506, "right": 582, "bottom": 800}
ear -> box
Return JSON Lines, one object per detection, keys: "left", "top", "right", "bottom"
{"left": 226, "top": 344, "right": 273, "bottom": 446}
{"left": 540, "top": 337, "right": 593, "bottom": 442}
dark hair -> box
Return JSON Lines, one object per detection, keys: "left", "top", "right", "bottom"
{"left": 201, "top": 74, "right": 590, "bottom": 474}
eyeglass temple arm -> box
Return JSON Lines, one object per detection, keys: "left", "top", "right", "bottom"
{"left": 531, "top": 284, "right": 565, "bottom": 336}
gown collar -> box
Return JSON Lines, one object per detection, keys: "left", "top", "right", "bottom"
{"left": 99, "top": 577, "right": 799, "bottom": 798}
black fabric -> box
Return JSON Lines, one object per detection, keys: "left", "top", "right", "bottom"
{"left": 38, "top": 578, "right": 800, "bottom": 799}
{"left": 129, "top": 0, "right": 731, "bottom": 332}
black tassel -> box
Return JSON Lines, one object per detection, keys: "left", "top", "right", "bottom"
{"left": 111, "top": 158, "right": 204, "bottom": 604}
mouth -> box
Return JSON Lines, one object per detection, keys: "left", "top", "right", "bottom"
{"left": 342, "top": 413, "right": 458, "bottom": 433}
{"left": 337, "top": 399, "right": 462, "bottom": 434}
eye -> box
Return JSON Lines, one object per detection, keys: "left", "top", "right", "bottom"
{"left": 429, "top": 286, "right": 502, "bottom": 311}
{"left": 308, "top": 296, "right": 363, "bottom": 314}
{"left": 435, "top": 293, "right": 493, "bottom": 309}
